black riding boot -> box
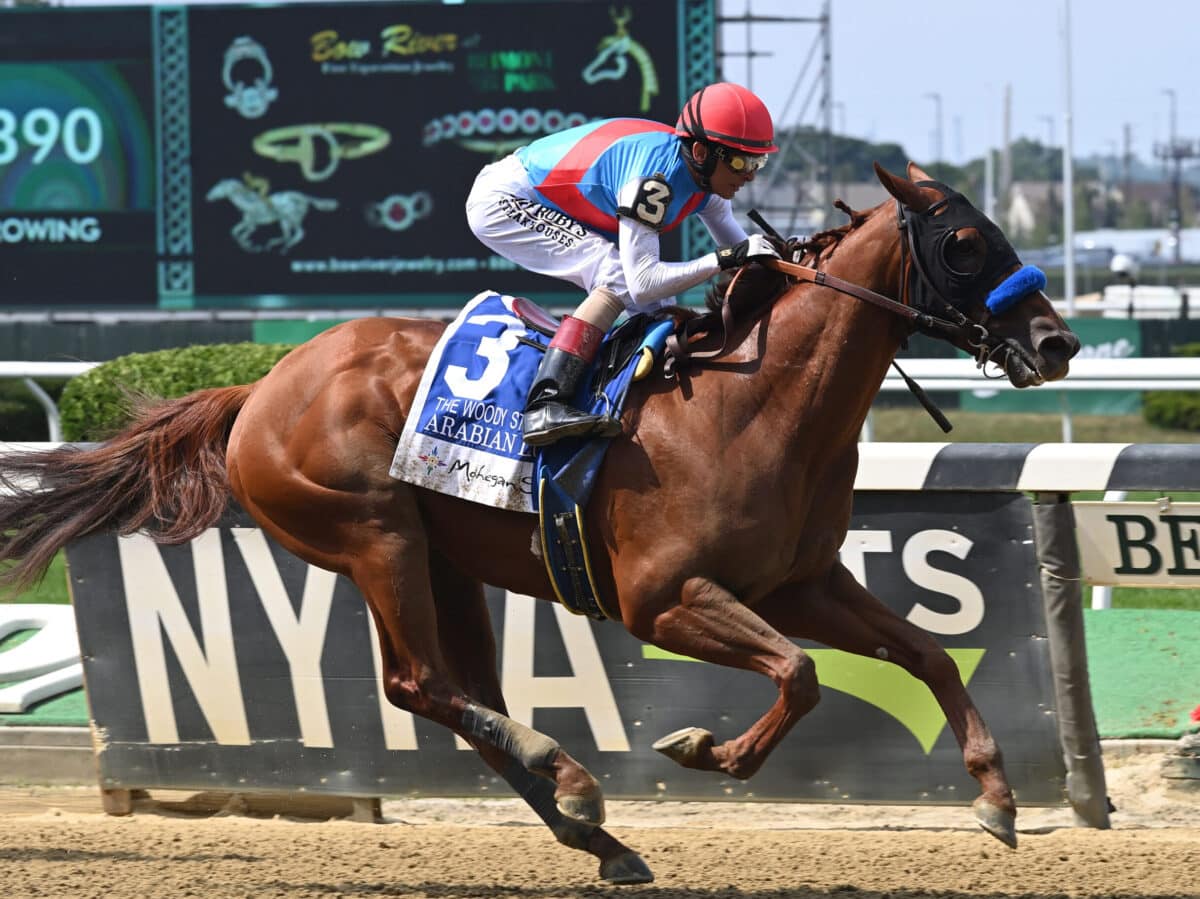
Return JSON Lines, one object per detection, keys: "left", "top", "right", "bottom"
{"left": 523, "top": 347, "right": 622, "bottom": 446}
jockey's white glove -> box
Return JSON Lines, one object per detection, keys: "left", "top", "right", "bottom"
{"left": 717, "top": 233, "right": 781, "bottom": 270}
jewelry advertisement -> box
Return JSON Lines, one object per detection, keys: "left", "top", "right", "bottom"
{"left": 187, "top": 0, "right": 681, "bottom": 302}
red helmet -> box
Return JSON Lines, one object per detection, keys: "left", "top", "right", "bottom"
{"left": 675, "top": 82, "right": 778, "bottom": 154}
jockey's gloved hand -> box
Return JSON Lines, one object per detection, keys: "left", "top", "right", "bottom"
{"left": 717, "top": 234, "right": 780, "bottom": 270}
{"left": 765, "top": 233, "right": 807, "bottom": 264}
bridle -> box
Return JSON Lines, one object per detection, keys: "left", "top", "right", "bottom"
{"left": 893, "top": 194, "right": 1045, "bottom": 379}
{"left": 663, "top": 191, "right": 1049, "bottom": 416}
{"left": 748, "top": 195, "right": 1046, "bottom": 382}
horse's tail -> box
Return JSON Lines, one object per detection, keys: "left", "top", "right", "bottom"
{"left": 313, "top": 198, "right": 338, "bottom": 211}
{"left": 0, "top": 384, "right": 253, "bottom": 590}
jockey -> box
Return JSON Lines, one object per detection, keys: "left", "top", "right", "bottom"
{"left": 466, "top": 82, "right": 782, "bottom": 446}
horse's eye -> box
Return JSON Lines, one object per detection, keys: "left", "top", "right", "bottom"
{"left": 941, "top": 229, "right": 986, "bottom": 276}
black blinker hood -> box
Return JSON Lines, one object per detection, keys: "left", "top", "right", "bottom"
{"left": 909, "top": 180, "right": 1020, "bottom": 310}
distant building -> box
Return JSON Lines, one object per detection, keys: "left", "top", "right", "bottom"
{"left": 1075, "top": 227, "right": 1200, "bottom": 263}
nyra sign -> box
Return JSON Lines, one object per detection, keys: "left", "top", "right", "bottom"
{"left": 1075, "top": 500, "right": 1200, "bottom": 587}
{"left": 65, "top": 492, "right": 1064, "bottom": 804}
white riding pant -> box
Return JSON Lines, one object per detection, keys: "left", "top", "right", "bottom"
{"left": 466, "top": 155, "right": 668, "bottom": 313}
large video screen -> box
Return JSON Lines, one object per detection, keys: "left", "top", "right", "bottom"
{"left": 0, "top": 9, "right": 156, "bottom": 306}
{"left": 187, "top": 0, "right": 682, "bottom": 301}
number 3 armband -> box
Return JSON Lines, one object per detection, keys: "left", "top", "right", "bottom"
{"left": 617, "top": 175, "right": 673, "bottom": 231}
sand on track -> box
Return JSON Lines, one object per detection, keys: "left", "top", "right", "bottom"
{"left": 0, "top": 752, "right": 1196, "bottom": 899}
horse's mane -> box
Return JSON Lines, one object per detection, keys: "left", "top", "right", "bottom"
{"left": 702, "top": 198, "right": 873, "bottom": 315}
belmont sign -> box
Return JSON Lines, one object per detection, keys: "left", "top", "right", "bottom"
{"left": 1076, "top": 500, "right": 1200, "bottom": 587}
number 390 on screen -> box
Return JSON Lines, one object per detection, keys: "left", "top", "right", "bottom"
{"left": 0, "top": 107, "right": 104, "bottom": 166}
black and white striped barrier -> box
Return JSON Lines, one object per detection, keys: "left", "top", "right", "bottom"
{"left": 855, "top": 443, "right": 1200, "bottom": 492}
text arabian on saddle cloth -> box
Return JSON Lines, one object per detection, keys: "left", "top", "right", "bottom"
{"left": 390, "top": 291, "right": 543, "bottom": 512}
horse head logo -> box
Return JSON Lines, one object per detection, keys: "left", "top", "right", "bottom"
{"left": 582, "top": 6, "right": 659, "bottom": 113}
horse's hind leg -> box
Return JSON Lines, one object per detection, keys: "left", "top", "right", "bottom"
{"left": 758, "top": 562, "right": 1017, "bottom": 848}
{"left": 632, "top": 576, "right": 820, "bottom": 780}
{"left": 351, "top": 506, "right": 606, "bottom": 827}
{"left": 427, "top": 553, "right": 652, "bottom": 884}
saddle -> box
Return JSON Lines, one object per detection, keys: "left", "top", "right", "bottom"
{"left": 512, "top": 296, "right": 669, "bottom": 389}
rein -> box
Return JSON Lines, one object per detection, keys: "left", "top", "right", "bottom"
{"left": 662, "top": 238, "right": 969, "bottom": 377}
{"left": 661, "top": 197, "right": 1049, "bottom": 429}
{"left": 665, "top": 199, "right": 1046, "bottom": 381}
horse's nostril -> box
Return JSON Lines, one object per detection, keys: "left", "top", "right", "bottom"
{"left": 1036, "top": 333, "right": 1081, "bottom": 371}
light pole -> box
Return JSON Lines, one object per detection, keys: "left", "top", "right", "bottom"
{"left": 1060, "top": 0, "right": 1076, "bottom": 316}
{"left": 1163, "top": 88, "right": 1182, "bottom": 264}
{"left": 1163, "top": 88, "right": 1177, "bottom": 149}
{"left": 923, "top": 92, "right": 943, "bottom": 168}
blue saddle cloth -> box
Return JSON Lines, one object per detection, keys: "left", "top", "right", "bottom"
{"left": 532, "top": 312, "right": 674, "bottom": 621}
{"left": 389, "top": 291, "right": 672, "bottom": 620}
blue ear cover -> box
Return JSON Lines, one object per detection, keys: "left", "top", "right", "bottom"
{"left": 985, "top": 265, "right": 1047, "bottom": 314}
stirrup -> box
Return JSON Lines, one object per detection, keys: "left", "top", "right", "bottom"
{"left": 524, "top": 404, "right": 621, "bottom": 447}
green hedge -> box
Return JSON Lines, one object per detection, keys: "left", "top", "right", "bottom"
{"left": 59, "top": 342, "right": 295, "bottom": 441}
{"left": 1143, "top": 342, "right": 1200, "bottom": 432}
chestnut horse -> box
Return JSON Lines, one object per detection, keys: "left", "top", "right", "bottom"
{"left": 0, "top": 164, "right": 1078, "bottom": 885}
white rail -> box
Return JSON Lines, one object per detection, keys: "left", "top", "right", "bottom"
{"left": 873, "top": 357, "right": 1200, "bottom": 442}
{"left": 5, "top": 358, "right": 1200, "bottom": 444}
{"left": 880, "top": 357, "right": 1200, "bottom": 391}
{"left": 0, "top": 362, "right": 97, "bottom": 442}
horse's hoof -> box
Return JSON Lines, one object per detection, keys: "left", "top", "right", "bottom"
{"left": 652, "top": 726, "right": 713, "bottom": 766}
{"left": 557, "top": 789, "right": 605, "bottom": 826}
{"left": 973, "top": 795, "right": 1018, "bottom": 849}
{"left": 599, "top": 850, "right": 654, "bottom": 885}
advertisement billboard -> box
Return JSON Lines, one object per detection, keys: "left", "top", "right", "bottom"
{"left": 69, "top": 492, "right": 1065, "bottom": 805}
{"left": 0, "top": 9, "right": 157, "bottom": 306}
{"left": 1075, "top": 500, "right": 1200, "bottom": 587}
{"left": 186, "top": 0, "right": 684, "bottom": 303}
{"left": 0, "top": 1, "right": 704, "bottom": 309}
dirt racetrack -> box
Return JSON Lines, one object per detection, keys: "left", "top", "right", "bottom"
{"left": 0, "top": 752, "right": 1197, "bottom": 899}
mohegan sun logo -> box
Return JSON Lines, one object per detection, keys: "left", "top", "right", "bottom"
{"left": 417, "top": 445, "right": 448, "bottom": 476}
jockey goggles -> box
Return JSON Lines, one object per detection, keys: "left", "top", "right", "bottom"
{"left": 715, "top": 145, "right": 768, "bottom": 174}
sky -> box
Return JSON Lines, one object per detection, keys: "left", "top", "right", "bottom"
{"left": 718, "top": 0, "right": 1199, "bottom": 166}
{"left": 52, "top": 0, "right": 1198, "bottom": 167}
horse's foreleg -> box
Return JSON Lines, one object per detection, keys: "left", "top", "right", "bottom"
{"left": 636, "top": 576, "right": 819, "bottom": 779}
{"left": 757, "top": 563, "right": 1017, "bottom": 848}
{"left": 456, "top": 702, "right": 605, "bottom": 825}
{"left": 368, "top": 598, "right": 605, "bottom": 827}
{"left": 494, "top": 761, "right": 652, "bottom": 884}
{"left": 428, "top": 557, "right": 651, "bottom": 884}
{"left": 356, "top": 526, "right": 606, "bottom": 828}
